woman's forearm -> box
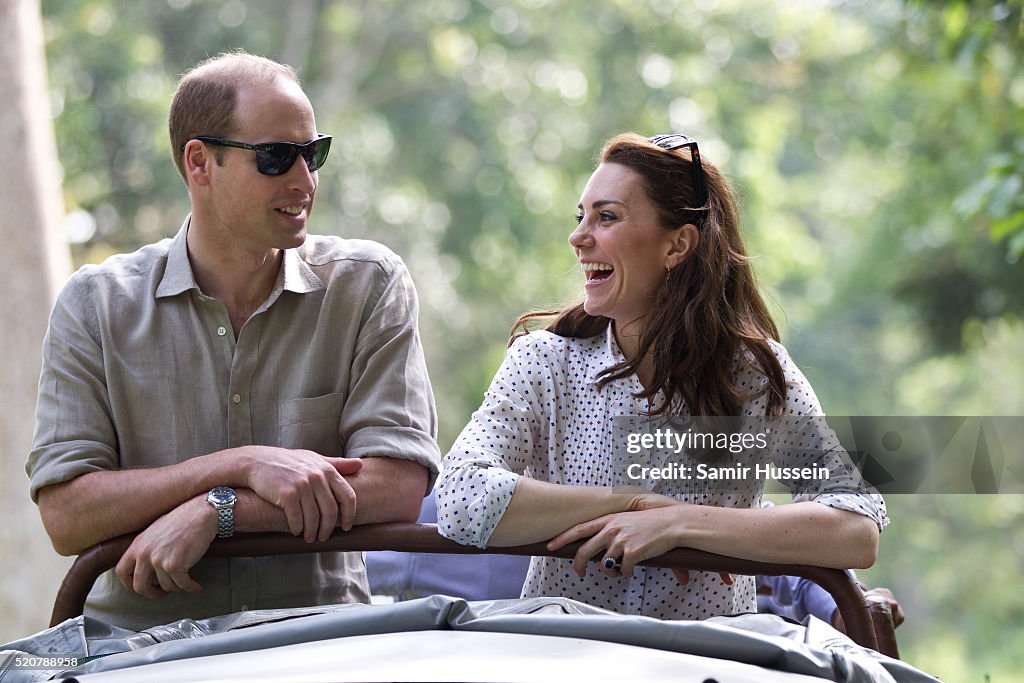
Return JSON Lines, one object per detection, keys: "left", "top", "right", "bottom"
{"left": 486, "top": 477, "right": 657, "bottom": 546}
{"left": 672, "top": 501, "right": 880, "bottom": 569}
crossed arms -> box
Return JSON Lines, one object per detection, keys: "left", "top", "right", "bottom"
{"left": 38, "top": 444, "right": 427, "bottom": 599}
{"left": 477, "top": 477, "right": 879, "bottom": 582}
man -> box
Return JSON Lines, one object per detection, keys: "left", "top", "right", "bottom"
{"left": 27, "top": 51, "right": 440, "bottom": 631}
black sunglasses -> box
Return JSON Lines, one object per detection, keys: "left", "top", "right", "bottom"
{"left": 188, "top": 134, "right": 332, "bottom": 176}
{"left": 648, "top": 133, "right": 709, "bottom": 208}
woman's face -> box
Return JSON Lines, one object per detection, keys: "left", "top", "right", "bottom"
{"left": 570, "top": 162, "right": 685, "bottom": 332}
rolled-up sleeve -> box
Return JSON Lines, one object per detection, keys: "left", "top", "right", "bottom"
{"left": 436, "top": 336, "right": 548, "bottom": 548}
{"left": 765, "top": 344, "right": 889, "bottom": 531}
{"left": 341, "top": 258, "right": 441, "bottom": 488}
{"left": 27, "top": 271, "right": 119, "bottom": 502}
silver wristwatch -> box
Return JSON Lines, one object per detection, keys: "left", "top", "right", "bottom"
{"left": 207, "top": 486, "right": 237, "bottom": 538}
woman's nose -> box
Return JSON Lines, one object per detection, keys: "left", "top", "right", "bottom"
{"left": 569, "top": 221, "right": 592, "bottom": 249}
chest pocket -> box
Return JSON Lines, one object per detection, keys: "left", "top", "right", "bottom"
{"left": 279, "top": 393, "right": 345, "bottom": 458}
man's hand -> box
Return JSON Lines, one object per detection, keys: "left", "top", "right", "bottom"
{"left": 115, "top": 495, "right": 217, "bottom": 599}
{"left": 865, "top": 587, "right": 905, "bottom": 627}
{"left": 833, "top": 586, "right": 905, "bottom": 632}
{"left": 243, "top": 448, "right": 363, "bottom": 542}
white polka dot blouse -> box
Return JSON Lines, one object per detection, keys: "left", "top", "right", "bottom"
{"left": 436, "top": 326, "right": 888, "bottom": 620}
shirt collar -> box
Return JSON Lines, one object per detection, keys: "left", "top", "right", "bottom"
{"left": 155, "top": 216, "right": 326, "bottom": 300}
{"left": 155, "top": 217, "right": 198, "bottom": 299}
{"left": 585, "top": 325, "right": 652, "bottom": 403}
{"left": 284, "top": 243, "right": 326, "bottom": 294}
{"left": 584, "top": 324, "right": 628, "bottom": 385}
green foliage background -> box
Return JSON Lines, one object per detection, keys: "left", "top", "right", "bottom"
{"left": 41, "top": 0, "right": 1024, "bottom": 680}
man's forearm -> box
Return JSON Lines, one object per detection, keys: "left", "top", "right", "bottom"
{"left": 234, "top": 458, "right": 429, "bottom": 531}
{"left": 208, "top": 460, "right": 430, "bottom": 535}
{"left": 38, "top": 451, "right": 254, "bottom": 556}
{"left": 41, "top": 453, "right": 428, "bottom": 555}
{"left": 233, "top": 488, "right": 289, "bottom": 533}
{"left": 223, "top": 464, "right": 427, "bottom": 535}
{"left": 343, "top": 457, "right": 429, "bottom": 525}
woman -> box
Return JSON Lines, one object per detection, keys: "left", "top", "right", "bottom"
{"left": 436, "top": 132, "right": 887, "bottom": 620}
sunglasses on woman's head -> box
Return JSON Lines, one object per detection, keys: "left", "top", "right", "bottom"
{"left": 187, "top": 134, "right": 332, "bottom": 176}
{"left": 649, "top": 133, "right": 709, "bottom": 207}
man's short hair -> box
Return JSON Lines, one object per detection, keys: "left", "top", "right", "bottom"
{"left": 168, "top": 50, "right": 300, "bottom": 183}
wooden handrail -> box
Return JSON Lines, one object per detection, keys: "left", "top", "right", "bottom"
{"left": 50, "top": 523, "right": 896, "bottom": 657}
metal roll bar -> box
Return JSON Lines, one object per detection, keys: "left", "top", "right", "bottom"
{"left": 49, "top": 523, "right": 898, "bottom": 658}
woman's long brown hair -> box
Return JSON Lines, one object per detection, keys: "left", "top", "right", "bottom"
{"left": 512, "top": 132, "right": 787, "bottom": 417}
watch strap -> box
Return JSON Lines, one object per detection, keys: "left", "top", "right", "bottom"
{"left": 215, "top": 504, "right": 234, "bottom": 538}
{"left": 207, "top": 487, "right": 236, "bottom": 539}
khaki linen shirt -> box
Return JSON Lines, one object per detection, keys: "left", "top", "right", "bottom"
{"left": 27, "top": 219, "right": 441, "bottom": 630}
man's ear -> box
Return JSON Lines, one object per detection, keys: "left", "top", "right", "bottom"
{"left": 183, "top": 139, "right": 214, "bottom": 188}
{"left": 666, "top": 224, "right": 699, "bottom": 270}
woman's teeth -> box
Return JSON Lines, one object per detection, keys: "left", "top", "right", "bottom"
{"left": 582, "top": 262, "right": 613, "bottom": 280}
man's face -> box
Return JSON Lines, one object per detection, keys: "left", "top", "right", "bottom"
{"left": 202, "top": 77, "right": 321, "bottom": 252}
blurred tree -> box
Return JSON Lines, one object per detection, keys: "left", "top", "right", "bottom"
{"left": 37, "top": 0, "right": 1024, "bottom": 437}
{"left": 0, "top": 0, "right": 73, "bottom": 643}
{"left": 889, "top": 0, "right": 1024, "bottom": 353}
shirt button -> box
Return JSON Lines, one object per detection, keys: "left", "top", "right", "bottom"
{"left": 232, "top": 394, "right": 241, "bottom": 404}
{"left": 217, "top": 326, "right": 227, "bottom": 336}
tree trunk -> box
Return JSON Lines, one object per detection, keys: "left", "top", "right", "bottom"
{"left": 0, "top": 0, "right": 73, "bottom": 642}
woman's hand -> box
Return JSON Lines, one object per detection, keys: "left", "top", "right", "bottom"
{"left": 546, "top": 504, "right": 732, "bottom": 585}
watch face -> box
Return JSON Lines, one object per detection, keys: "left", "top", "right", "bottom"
{"left": 209, "top": 487, "right": 236, "bottom": 505}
